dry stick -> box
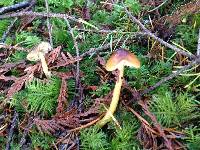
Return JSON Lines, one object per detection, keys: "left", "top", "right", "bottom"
{"left": 197, "top": 29, "right": 200, "bottom": 56}
{"left": 0, "top": 11, "right": 79, "bottom": 23}
{"left": 0, "top": 0, "right": 32, "bottom": 15}
{"left": 44, "top": 0, "right": 53, "bottom": 47}
{"left": 123, "top": 3, "right": 196, "bottom": 59}
{"left": 80, "top": 32, "right": 145, "bottom": 57}
{"left": 141, "top": 57, "right": 200, "bottom": 95}
{"left": 0, "top": 43, "right": 31, "bottom": 51}
{"left": 64, "top": 18, "right": 82, "bottom": 110}
{"left": 6, "top": 110, "right": 18, "bottom": 150}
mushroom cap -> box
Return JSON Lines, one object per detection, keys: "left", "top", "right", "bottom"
{"left": 37, "top": 42, "right": 51, "bottom": 54}
{"left": 27, "top": 42, "right": 51, "bottom": 61}
{"left": 105, "top": 48, "right": 140, "bottom": 71}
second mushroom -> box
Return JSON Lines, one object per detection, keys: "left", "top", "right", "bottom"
{"left": 97, "top": 48, "right": 141, "bottom": 127}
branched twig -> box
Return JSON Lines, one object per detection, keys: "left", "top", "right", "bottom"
{"left": 64, "top": 17, "right": 82, "bottom": 111}
{"left": 0, "top": 11, "right": 79, "bottom": 23}
{"left": 44, "top": 0, "right": 53, "bottom": 47}
{"left": 6, "top": 110, "right": 18, "bottom": 150}
{"left": 141, "top": 57, "right": 200, "bottom": 95}
{"left": 64, "top": 18, "right": 80, "bottom": 89}
{"left": 123, "top": 3, "right": 196, "bottom": 59}
{"left": 0, "top": 43, "right": 31, "bottom": 51}
{"left": 80, "top": 33, "right": 144, "bottom": 57}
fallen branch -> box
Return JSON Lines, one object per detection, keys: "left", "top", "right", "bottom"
{"left": 141, "top": 57, "right": 200, "bottom": 95}
{"left": 0, "top": 0, "right": 34, "bottom": 15}
{"left": 123, "top": 3, "right": 196, "bottom": 59}
{"left": 0, "top": 11, "right": 80, "bottom": 24}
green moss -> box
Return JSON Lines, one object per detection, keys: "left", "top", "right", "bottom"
{"left": 150, "top": 91, "right": 197, "bottom": 127}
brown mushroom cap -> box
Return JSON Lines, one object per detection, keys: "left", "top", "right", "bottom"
{"left": 105, "top": 48, "right": 140, "bottom": 71}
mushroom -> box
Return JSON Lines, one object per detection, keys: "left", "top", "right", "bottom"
{"left": 27, "top": 42, "right": 51, "bottom": 78}
{"left": 97, "top": 48, "right": 141, "bottom": 127}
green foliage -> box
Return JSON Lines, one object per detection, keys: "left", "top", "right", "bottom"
{"left": 0, "top": 0, "right": 14, "bottom": 6}
{"left": 91, "top": 83, "right": 111, "bottom": 97}
{"left": 9, "top": 51, "right": 28, "bottom": 62}
{"left": 0, "top": 20, "right": 10, "bottom": 37}
{"left": 12, "top": 77, "right": 61, "bottom": 115}
{"left": 15, "top": 31, "right": 41, "bottom": 48}
{"left": 150, "top": 91, "right": 197, "bottom": 127}
{"left": 80, "top": 126, "right": 109, "bottom": 150}
{"left": 125, "top": 0, "right": 141, "bottom": 15}
{"left": 185, "top": 127, "right": 200, "bottom": 150}
{"left": 126, "top": 58, "right": 172, "bottom": 91}
{"left": 110, "top": 112, "right": 140, "bottom": 150}
{"left": 51, "top": 18, "right": 74, "bottom": 47}
{"left": 174, "top": 24, "right": 198, "bottom": 52}
{"left": 26, "top": 77, "right": 60, "bottom": 115}
{"left": 11, "top": 91, "right": 27, "bottom": 113}
{"left": 66, "top": 79, "right": 76, "bottom": 100}
{"left": 80, "top": 58, "right": 99, "bottom": 85}
{"left": 30, "top": 132, "right": 55, "bottom": 150}
{"left": 48, "top": 0, "right": 73, "bottom": 9}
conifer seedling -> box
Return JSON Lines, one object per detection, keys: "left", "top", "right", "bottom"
{"left": 97, "top": 48, "right": 140, "bottom": 127}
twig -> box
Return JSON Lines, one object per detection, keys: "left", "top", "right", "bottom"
{"left": 6, "top": 110, "right": 18, "bottom": 150}
{"left": 1, "top": 18, "right": 18, "bottom": 43}
{"left": 148, "top": 0, "right": 169, "bottom": 12}
{"left": 0, "top": 11, "right": 80, "bottom": 23}
{"left": 44, "top": 0, "right": 53, "bottom": 47}
{"left": 68, "top": 115, "right": 103, "bottom": 132}
{"left": 0, "top": 43, "right": 31, "bottom": 51}
{"left": 197, "top": 29, "right": 200, "bottom": 56}
{"left": 141, "top": 57, "right": 200, "bottom": 95}
{"left": 122, "top": 3, "right": 196, "bottom": 59}
{"left": 65, "top": 17, "right": 82, "bottom": 111}
{"left": 76, "top": 28, "right": 144, "bottom": 34}
{"left": 19, "top": 117, "right": 34, "bottom": 148}
{"left": 0, "top": 0, "right": 32, "bottom": 15}
{"left": 64, "top": 18, "right": 80, "bottom": 90}
{"left": 80, "top": 32, "right": 144, "bottom": 57}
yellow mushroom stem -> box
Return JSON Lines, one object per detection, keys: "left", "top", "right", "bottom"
{"left": 97, "top": 66, "right": 124, "bottom": 127}
{"left": 38, "top": 52, "right": 51, "bottom": 78}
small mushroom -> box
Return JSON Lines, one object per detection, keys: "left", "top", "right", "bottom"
{"left": 97, "top": 48, "right": 140, "bottom": 127}
{"left": 27, "top": 42, "right": 51, "bottom": 78}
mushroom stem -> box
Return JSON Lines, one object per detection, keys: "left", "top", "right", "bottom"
{"left": 97, "top": 66, "right": 124, "bottom": 127}
{"left": 39, "top": 53, "right": 51, "bottom": 78}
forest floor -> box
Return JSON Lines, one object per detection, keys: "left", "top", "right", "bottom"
{"left": 0, "top": 0, "right": 200, "bottom": 149}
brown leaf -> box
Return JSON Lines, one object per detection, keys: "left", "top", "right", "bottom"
{"left": 34, "top": 110, "right": 80, "bottom": 134}
{"left": 6, "top": 75, "right": 28, "bottom": 98}
{"left": 0, "top": 61, "right": 25, "bottom": 74}
{"left": 0, "top": 75, "right": 17, "bottom": 82}
{"left": 56, "top": 78, "right": 68, "bottom": 114}
{"left": 47, "top": 46, "right": 61, "bottom": 64}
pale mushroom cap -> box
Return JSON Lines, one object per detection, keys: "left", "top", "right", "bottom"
{"left": 37, "top": 42, "right": 51, "bottom": 53}
{"left": 105, "top": 48, "right": 141, "bottom": 71}
{"left": 27, "top": 42, "right": 51, "bottom": 61}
